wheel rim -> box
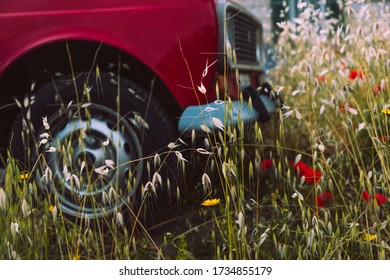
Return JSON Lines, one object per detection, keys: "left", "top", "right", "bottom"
{"left": 38, "top": 104, "right": 143, "bottom": 218}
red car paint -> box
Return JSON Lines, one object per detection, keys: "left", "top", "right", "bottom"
{"left": 0, "top": 0, "right": 265, "bottom": 145}
{"left": 0, "top": 0, "right": 222, "bottom": 107}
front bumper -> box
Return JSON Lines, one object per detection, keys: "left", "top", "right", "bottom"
{"left": 177, "top": 88, "right": 277, "bottom": 137}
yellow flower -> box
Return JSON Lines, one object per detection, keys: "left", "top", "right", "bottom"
{"left": 364, "top": 233, "right": 376, "bottom": 241}
{"left": 71, "top": 253, "right": 81, "bottom": 260}
{"left": 201, "top": 198, "right": 221, "bottom": 207}
{"left": 19, "top": 172, "right": 29, "bottom": 181}
{"left": 48, "top": 205, "right": 55, "bottom": 212}
{"left": 381, "top": 109, "right": 390, "bottom": 115}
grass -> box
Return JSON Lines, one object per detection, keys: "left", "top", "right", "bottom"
{"left": 2, "top": 0, "right": 390, "bottom": 260}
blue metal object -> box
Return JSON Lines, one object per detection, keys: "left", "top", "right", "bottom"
{"left": 178, "top": 96, "right": 278, "bottom": 137}
{"left": 178, "top": 100, "right": 258, "bottom": 137}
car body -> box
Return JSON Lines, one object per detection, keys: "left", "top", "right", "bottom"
{"left": 0, "top": 0, "right": 274, "bottom": 218}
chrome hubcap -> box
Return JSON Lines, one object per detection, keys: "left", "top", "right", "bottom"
{"left": 38, "top": 104, "right": 143, "bottom": 218}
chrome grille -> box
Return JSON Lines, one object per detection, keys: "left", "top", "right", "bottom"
{"left": 227, "top": 11, "right": 259, "bottom": 65}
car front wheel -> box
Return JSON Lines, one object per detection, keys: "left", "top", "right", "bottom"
{"left": 11, "top": 72, "right": 178, "bottom": 219}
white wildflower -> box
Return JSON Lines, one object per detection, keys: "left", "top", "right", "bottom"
{"left": 204, "top": 138, "right": 210, "bottom": 148}
{"left": 42, "top": 116, "right": 50, "bottom": 130}
{"left": 133, "top": 114, "right": 149, "bottom": 129}
{"left": 358, "top": 122, "right": 365, "bottom": 132}
{"left": 367, "top": 47, "right": 376, "bottom": 58}
{"left": 276, "top": 21, "right": 288, "bottom": 29}
{"left": 10, "top": 222, "right": 19, "bottom": 238}
{"left": 109, "top": 187, "right": 116, "bottom": 203}
{"left": 318, "top": 69, "right": 329, "bottom": 77}
{"left": 294, "top": 108, "right": 302, "bottom": 120}
{"left": 63, "top": 165, "right": 71, "bottom": 182}
{"left": 347, "top": 106, "right": 358, "bottom": 115}
{"left": 212, "top": 117, "right": 224, "bottom": 131}
{"left": 152, "top": 172, "right": 162, "bottom": 186}
{"left": 26, "top": 108, "right": 31, "bottom": 121}
{"left": 200, "top": 124, "right": 212, "bottom": 133}
{"left": 175, "top": 151, "right": 188, "bottom": 162}
{"left": 201, "top": 173, "right": 212, "bottom": 194}
{"left": 81, "top": 103, "right": 92, "bottom": 108}
{"left": 235, "top": 211, "right": 244, "bottom": 228}
{"left": 43, "top": 167, "right": 53, "bottom": 184}
{"left": 51, "top": 205, "right": 58, "bottom": 223}
{"left": 46, "top": 146, "right": 57, "bottom": 153}
{"left": 276, "top": 86, "right": 284, "bottom": 95}
{"left": 143, "top": 181, "right": 156, "bottom": 197}
{"left": 116, "top": 212, "right": 124, "bottom": 228}
{"left": 21, "top": 199, "right": 29, "bottom": 218}
{"left": 235, "top": 211, "right": 247, "bottom": 239}
{"left": 14, "top": 97, "right": 22, "bottom": 108}
{"left": 104, "top": 159, "right": 115, "bottom": 169}
{"left": 283, "top": 110, "right": 294, "bottom": 118}
{"left": 340, "top": 44, "right": 346, "bottom": 54}
{"left": 102, "top": 139, "right": 109, "bottom": 146}
{"left": 94, "top": 165, "right": 109, "bottom": 176}
{"left": 39, "top": 138, "right": 49, "bottom": 147}
{"left": 191, "top": 129, "right": 196, "bottom": 145}
{"left": 320, "top": 105, "right": 325, "bottom": 115}
{"left": 214, "top": 100, "right": 224, "bottom": 105}
{"left": 67, "top": 100, "right": 73, "bottom": 109}
{"left": 0, "top": 188, "right": 6, "bottom": 210}
{"left": 154, "top": 153, "right": 161, "bottom": 168}
{"left": 197, "top": 82, "right": 207, "bottom": 94}
{"left": 291, "top": 192, "right": 297, "bottom": 199}
{"left": 297, "top": 1, "right": 307, "bottom": 9}
{"left": 71, "top": 175, "right": 80, "bottom": 188}
{"left": 39, "top": 132, "right": 50, "bottom": 139}
{"left": 294, "top": 154, "right": 302, "bottom": 165}
{"left": 204, "top": 106, "right": 219, "bottom": 112}
{"left": 291, "top": 191, "right": 304, "bottom": 201}
{"left": 291, "top": 89, "right": 302, "bottom": 96}
{"left": 23, "top": 95, "right": 30, "bottom": 107}
{"left": 167, "top": 142, "right": 179, "bottom": 149}
{"left": 196, "top": 148, "right": 212, "bottom": 155}
{"left": 102, "top": 191, "right": 109, "bottom": 205}
{"left": 177, "top": 138, "right": 187, "bottom": 147}
{"left": 259, "top": 227, "right": 270, "bottom": 246}
{"left": 80, "top": 161, "right": 86, "bottom": 174}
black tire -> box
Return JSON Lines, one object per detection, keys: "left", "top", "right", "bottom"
{"left": 11, "top": 72, "right": 177, "bottom": 220}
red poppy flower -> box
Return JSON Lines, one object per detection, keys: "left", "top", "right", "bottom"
{"left": 289, "top": 160, "right": 308, "bottom": 174}
{"left": 315, "top": 192, "right": 332, "bottom": 208}
{"left": 349, "top": 69, "right": 365, "bottom": 80}
{"left": 316, "top": 75, "right": 326, "bottom": 83}
{"left": 339, "top": 102, "right": 355, "bottom": 113}
{"left": 261, "top": 159, "right": 273, "bottom": 170}
{"left": 303, "top": 168, "right": 323, "bottom": 184}
{"left": 361, "top": 190, "right": 370, "bottom": 202}
{"left": 361, "top": 190, "right": 388, "bottom": 206}
{"left": 373, "top": 85, "right": 381, "bottom": 97}
{"left": 374, "top": 193, "right": 388, "bottom": 207}
{"left": 380, "top": 135, "right": 389, "bottom": 142}
{"left": 289, "top": 160, "right": 322, "bottom": 184}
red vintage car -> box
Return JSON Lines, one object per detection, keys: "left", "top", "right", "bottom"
{"left": 0, "top": 0, "right": 276, "bottom": 218}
